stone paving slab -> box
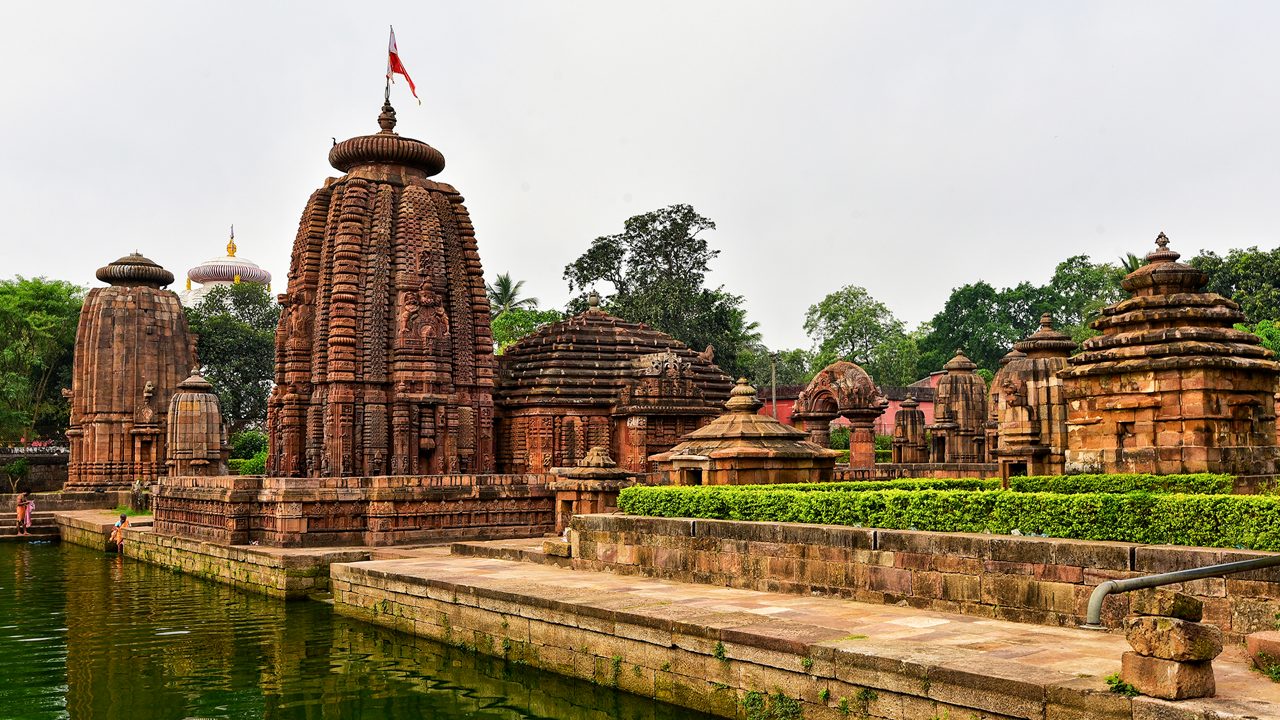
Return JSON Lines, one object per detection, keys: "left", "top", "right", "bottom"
{"left": 336, "top": 547, "right": 1280, "bottom": 719}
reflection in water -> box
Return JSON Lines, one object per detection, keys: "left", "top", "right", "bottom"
{"left": 0, "top": 542, "right": 708, "bottom": 720}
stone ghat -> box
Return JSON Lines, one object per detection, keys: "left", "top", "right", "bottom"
{"left": 122, "top": 525, "right": 370, "bottom": 599}
{"left": 56, "top": 510, "right": 153, "bottom": 552}
{"left": 331, "top": 547, "right": 1279, "bottom": 720}
{"left": 153, "top": 473, "right": 556, "bottom": 548}
{"left": 562, "top": 515, "right": 1279, "bottom": 643}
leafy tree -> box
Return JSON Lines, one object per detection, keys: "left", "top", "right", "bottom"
{"left": 185, "top": 283, "right": 280, "bottom": 434}
{"left": 1119, "top": 253, "right": 1144, "bottom": 273}
{"left": 1239, "top": 320, "right": 1280, "bottom": 356}
{"left": 229, "top": 429, "right": 268, "bottom": 460}
{"left": 491, "top": 308, "right": 563, "bottom": 353}
{"left": 486, "top": 272, "right": 538, "bottom": 316}
{"left": 0, "top": 277, "right": 84, "bottom": 441}
{"left": 3, "top": 458, "right": 29, "bottom": 493}
{"left": 867, "top": 331, "right": 923, "bottom": 387}
{"left": 803, "top": 286, "right": 902, "bottom": 366}
{"left": 563, "top": 204, "right": 761, "bottom": 377}
{"left": 918, "top": 281, "right": 1020, "bottom": 374}
{"left": 738, "top": 347, "right": 815, "bottom": 388}
{"left": 1189, "top": 246, "right": 1280, "bottom": 324}
{"left": 1041, "top": 256, "right": 1125, "bottom": 340}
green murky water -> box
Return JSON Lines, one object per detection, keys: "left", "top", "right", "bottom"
{"left": 0, "top": 542, "right": 708, "bottom": 720}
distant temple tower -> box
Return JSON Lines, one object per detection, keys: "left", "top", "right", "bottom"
{"left": 1061, "top": 234, "right": 1280, "bottom": 475}
{"left": 179, "top": 227, "right": 272, "bottom": 307}
{"left": 890, "top": 395, "right": 927, "bottom": 463}
{"left": 996, "top": 314, "right": 1075, "bottom": 478}
{"left": 927, "top": 350, "right": 988, "bottom": 463}
{"left": 267, "top": 101, "right": 496, "bottom": 478}
{"left": 165, "top": 370, "right": 229, "bottom": 476}
{"left": 66, "top": 253, "right": 197, "bottom": 488}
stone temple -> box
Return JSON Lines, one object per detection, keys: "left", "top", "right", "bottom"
{"left": 493, "top": 293, "right": 731, "bottom": 474}
{"left": 266, "top": 101, "right": 495, "bottom": 478}
{"left": 1061, "top": 234, "right": 1280, "bottom": 475}
{"left": 66, "top": 253, "right": 197, "bottom": 489}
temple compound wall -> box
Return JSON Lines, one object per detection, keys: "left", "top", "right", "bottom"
{"left": 66, "top": 254, "right": 196, "bottom": 489}
{"left": 266, "top": 101, "right": 495, "bottom": 479}
{"left": 494, "top": 295, "right": 731, "bottom": 474}
{"left": 1060, "top": 234, "right": 1280, "bottom": 475}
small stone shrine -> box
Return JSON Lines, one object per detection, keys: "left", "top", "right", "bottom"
{"left": 547, "top": 446, "right": 637, "bottom": 533}
{"left": 66, "top": 253, "right": 197, "bottom": 489}
{"left": 1061, "top": 233, "right": 1280, "bottom": 475}
{"left": 266, "top": 101, "right": 497, "bottom": 478}
{"left": 995, "top": 314, "right": 1075, "bottom": 478}
{"left": 890, "top": 396, "right": 927, "bottom": 463}
{"left": 926, "top": 350, "right": 989, "bottom": 463}
{"left": 494, "top": 293, "right": 732, "bottom": 474}
{"left": 791, "top": 361, "right": 887, "bottom": 467}
{"left": 165, "top": 370, "right": 229, "bottom": 477}
{"left": 651, "top": 379, "right": 839, "bottom": 485}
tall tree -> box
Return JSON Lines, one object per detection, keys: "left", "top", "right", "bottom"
{"left": 185, "top": 283, "right": 280, "bottom": 434}
{"left": 0, "top": 277, "right": 83, "bottom": 441}
{"left": 802, "top": 285, "right": 921, "bottom": 386}
{"left": 1189, "top": 246, "right": 1280, "bottom": 324}
{"left": 491, "top": 307, "right": 563, "bottom": 353}
{"left": 563, "top": 204, "right": 760, "bottom": 377}
{"left": 486, "top": 272, "right": 538, "bottom": 316}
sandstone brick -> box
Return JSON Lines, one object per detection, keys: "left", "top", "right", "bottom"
{"left": 1119, "top": 652, "right": 1215, "bottom": 700}
{"left": 1128, "top": 589, "right": 1202, "bottom": 621}
{"left": 1246, "top": 630, "right": 1280, "bottom": 671}
{"left": 1124, "top": 616, "right": 1222, "bottom": 661}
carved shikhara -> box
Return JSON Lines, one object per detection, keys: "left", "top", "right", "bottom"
{"left": 66, "top": 253, "right": 197, "bottom": 489}
{"left": 267, "top": 102, "right": 496, "bottom": 478}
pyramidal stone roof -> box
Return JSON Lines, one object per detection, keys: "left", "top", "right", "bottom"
{"left": 1063, "top": 233, "right": 1280, "bottom": 377}
{"left": 495, "top": 296, "right": 733, "bottom": 408}
{"left": 651, "top": 379, "right": 839, "bottom": 460}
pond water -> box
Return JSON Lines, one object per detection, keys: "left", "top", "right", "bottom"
{"left": 0, "top": 542, "right": 710, "bottom": 720}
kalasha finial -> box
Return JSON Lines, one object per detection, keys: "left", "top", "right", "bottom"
{"left": 227, "top": 224, "right": 237, "bottom": 257}
{"left": 1040, "top": 312, "right": 1053, "bottom": 329}
{"left": 1144, "top": 231, "right": 1181, "bottom": 264}
{"left": 1155, "top": 232, "right": 1170, "bottom": 250}
{"left": 377, "top": 101, "right": 397, "bottom": 133}
{"left": 587, "top": 290, "right": 601, "bottom": 309}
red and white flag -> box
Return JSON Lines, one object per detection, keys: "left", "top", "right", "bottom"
{"left": 386, "top": 27, "right": 420, "bottom": 105}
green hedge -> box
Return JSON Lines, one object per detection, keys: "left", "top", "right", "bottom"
{"left": 1009, "top": 473, "right": 1235, "bottom": 495}
{"left": 616, "top": 487, "right": 1280, "bottom": 551}
{"left": 228, "top": 449, "right": 267, "bottom": 476}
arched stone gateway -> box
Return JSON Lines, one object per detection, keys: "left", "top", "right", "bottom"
{"left": 792, "top": 361, "right": 887, "bottom": 468}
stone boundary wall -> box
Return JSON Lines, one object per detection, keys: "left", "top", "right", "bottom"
{"left": 568, "top": 515, "right": 1280, "bottom": 642}
{"left": 154, "top": 473, "right": 557, "bottom": 547}
{"left": 122, "top": 526, "right": 369, "bottom": 598}
{"left": 0, "top": 450, "right": 69, "bottom": 493}
{"left": 0, "top": 490, "right": 131, "bottom": 512}
{"left": 332, "top": 561, "right": 1142, "bottom": 720}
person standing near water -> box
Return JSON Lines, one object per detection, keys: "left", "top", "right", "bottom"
{"left": 14, "top": 493, "right": 33, "bottom": 536}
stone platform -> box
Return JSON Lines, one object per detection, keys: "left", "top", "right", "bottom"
{"left": 55, "top": 510, "right": 153, "bottom": 551}
{"left": 331, "top": 546, "right": 1280, "bottom": 720}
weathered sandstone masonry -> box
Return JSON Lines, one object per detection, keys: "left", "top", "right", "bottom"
{"left": 154, "top": 473, "right": 555, "bottom": 547}
{"left": 123, "top": 526, "right": 369, "bottom": 599}
{"left": 566, "top": 515, "right": 1280, "bottom": 642}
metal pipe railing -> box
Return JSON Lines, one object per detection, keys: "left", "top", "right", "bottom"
{"left": 1081, "top": 554, "right": 1280, "bottom": 629}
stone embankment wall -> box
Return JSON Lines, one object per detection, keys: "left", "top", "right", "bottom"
{"left": 154, "top": 473, "right": 557, "bottom": 547}
{"left": 569, "top": 515, "right": 1280, "bottom": 642}
{"left": 123, "top": 527, "right": 369, "bottom": 599}
{"left": 0, "top": 449, "right": 68, "bottom": 493}
{"left": 835, "top": 463, "right": 997, "bottom": 480}
{"left": 56, "top": 510, "right": 153, "bottom": 552}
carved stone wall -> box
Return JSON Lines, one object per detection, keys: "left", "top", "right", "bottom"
{"left": 927, "top": 350, "right": 988, "bottom": 463}
{"left": 267, "top": 102, "right": 496, "bottom": 478}
{"left": 494, "top": 298, "right": 731, "bottom": 474}
{"left": 1061, "top": 234, "right": 1280, "bottom": 475}
{"left": 66, "top": 254, "right": 196, "bottom": 489}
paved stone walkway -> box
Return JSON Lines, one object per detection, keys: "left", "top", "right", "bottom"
{"left": 358, "top": 544, "right": 1280, "bottom": 717}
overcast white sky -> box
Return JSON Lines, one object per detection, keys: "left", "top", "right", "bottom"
{"left": 2, "top": 1, "right": 1278, "bottom": 349}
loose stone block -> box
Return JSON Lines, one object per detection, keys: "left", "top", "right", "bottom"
{"left": 1124, "top": 616, "right": 1222, "bottom": 662}
{"left": 1246, "top": 630, "right": 1280, "bottom": 671}
{"left": 1129, "top": 589, "right": 1203, "bottom": 621}
{"left": 1120, "top": 651, "right": 1215, "bottom": 700}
